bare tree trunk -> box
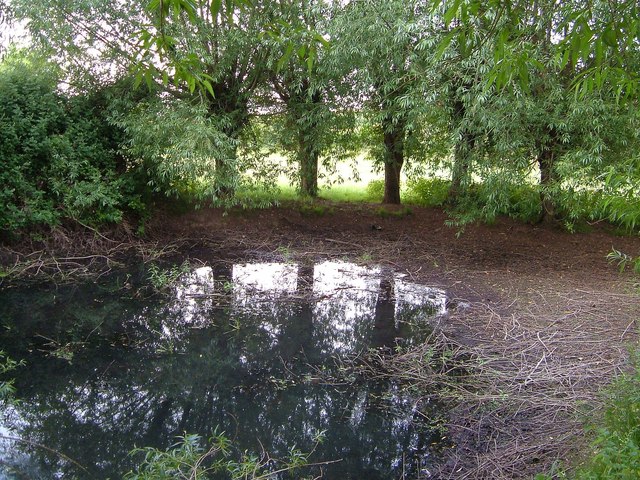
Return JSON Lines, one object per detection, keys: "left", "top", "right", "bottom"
{"left": 298, "top": 132, "right": 319, "bottom": 197}
{"left": 448, "top": 98, "right": 474, "bottom": 204}
{"left": 538, "top": 146, "right": 557, "bottom": 223}
{"left": 449, "top": 136, "right": 471, "bottom": 202}
{"left": 382, "top": 116, "right": 405, "bottom": 205}
{"left": 297, "top": 90, "right": 322, "bottom": 197}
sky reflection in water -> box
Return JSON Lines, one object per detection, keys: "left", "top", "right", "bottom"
{"left": 0, "top": 261, "right": 448, "bottom": 479}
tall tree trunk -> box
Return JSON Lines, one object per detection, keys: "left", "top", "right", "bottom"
{"left": 214, "top": 149, "right": 237, "bottom": 199}
{"left": 207, "top": 92, "right": 249, "bottom": 200}
{"left": 449, "top": 137, "right": 471, "bottom": 202}
{"left": 382, "top": 116, "right": 405, "bottom": 205}
{"left": 537, "top": 146, "right": 557, "bottom": 223}
{"left": 448, "top": 98, "right": 474, "bottom": 204}
{"left": 298, "top": 133, "right": 319, "bottom": 197}
{"left": 296, "top": 90, "right": 322, "bottom": 197}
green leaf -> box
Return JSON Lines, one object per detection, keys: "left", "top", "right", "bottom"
{"left": 202, "top": 79, "right": 215, "bottom": 98}
{"left": 313, "top": 33, "right": 330, "bottom": 48}
{"left": 444, "top": 0, "right": 462, "bottom": 26}
{"left": 297, "top": 44, "right": 307, "bottom": 60}
{"left": 435, "top": 30, "right": 455, "bottom": 59}
{"left": 133, "top": 71, "right": 144, "bottom": 90}
{"left": 211, "top": 0, "right": 222, "bottom": 18}
{"left": 594, "top": 37, "right": 604, "bottom": 66}
{"left": 603, "top": 27, "right": 618, "bottom": 48}
{"left": 277, "top": 42, "right": 294, "bottom": 71}
{"left": 180, "top": 0, "right": 198, "bottom": 21}
{"left": 518, "top": 61, "right": 530, "bottom": 93}
{"left": 144, "top": 70, "right": 154, "bottom": 91}
{"left": 147, "top": 0, "right": 161, "bottom": 13}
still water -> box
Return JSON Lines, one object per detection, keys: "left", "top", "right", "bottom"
{"left": 0, "top": 261, "right": 448, "bottom": 479}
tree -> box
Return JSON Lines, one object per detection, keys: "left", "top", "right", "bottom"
{"left": 129, "top": 0, "right": 337, "bottom": 199}
{"left": 0, "top": 1, "right": 9, "bottom": 54}
{"left": 11, "top": 0, "right": 274, "bottom": 201}
{"left": 331, "top": 0, "right": 436, "bottom": 205}
{"left": 263, "top": 1, "right": 336, "bottom": 198}
{"left": 432, "top": 0, "right": 640, "bottom": 99}
{"left": 422, "top": 0, "right": 640, "bottom": 223}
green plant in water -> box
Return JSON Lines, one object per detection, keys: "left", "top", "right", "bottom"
{"left": 220, "top": 280, "right": 234, "bottom": 293}
{"left": 276, "top": 245, "right": 294, "bottom": 262}
{"left": 126, "top": 429, "right": 327, "bottom": 480}
{"left": 227, "top": 316, "right": 242, "bottom": 333}
{"left": 148, "top": 261, "right": 191, "bottom": 292}
{"left": 0, "top": 351, "right": 22, "bottom": 402}
{"left": 155, "top": 338, "right": 177, "bottom": 355}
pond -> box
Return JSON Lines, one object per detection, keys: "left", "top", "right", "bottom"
{"left": 0, "top": 260, "right": 449, "bottom": 479}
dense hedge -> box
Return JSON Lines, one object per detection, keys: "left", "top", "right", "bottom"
{"left": 0, "top": 52, "right": 147, "bottom": 238}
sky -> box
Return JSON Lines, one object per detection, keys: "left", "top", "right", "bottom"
{"left": 0, "top": 18, "right": 29, "bottom": 51}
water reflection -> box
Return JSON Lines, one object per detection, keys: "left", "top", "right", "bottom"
{"left": 0, "top": 261, "right": 447, "bottom": 479}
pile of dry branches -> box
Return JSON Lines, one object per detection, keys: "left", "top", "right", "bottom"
{"left": 367, "top": 288, "right": 638, "bottom": 479}
{"left": 0, "top": 224, "right": 190, "bottom": 282}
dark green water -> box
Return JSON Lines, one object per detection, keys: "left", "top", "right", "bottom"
{"left": 0, "top": 261, "right": 448, "bottom": 479}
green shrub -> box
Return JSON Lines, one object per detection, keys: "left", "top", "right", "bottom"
{"left": 502, "top": 183, "right": 542, "bottom": 223}
{"left": 607, "top": 248, "right": 640, "bottom": 274}
{"left": 0, "top": 50, "right": 147, "bottom": 237}
{"left": 365, "top": 179, "right": 385, "bottom": 202}
{"left": 404, "top": 178, "right": 450, "bottom": 207}
{"left": 474, "top": 178, "right": 541, "bottom": 223}
{"left": 599, "top": 195, "right": 640, "bottom": 234}
{"left": 573, "top": 352, "right": 640, "bottom": 479}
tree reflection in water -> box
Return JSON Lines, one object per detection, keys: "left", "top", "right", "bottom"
{"left": 0, "top": 261, "right": 447, "bottom": 479}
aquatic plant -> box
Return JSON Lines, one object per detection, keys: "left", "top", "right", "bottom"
{"left": 147, "top": 261, "right": 191, "bottom": 292}
{"left": 125, "top": 430, "right": 329, "bottom": 480}
{"left": 0, "top": 351, "right": 21, "bottom": 402}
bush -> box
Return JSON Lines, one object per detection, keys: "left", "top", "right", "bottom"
{"left": 572, "top": 353, "right": 640, "bottom": 479}
{"left": 599, "top": 194, "right": 640, "bottom": 234}
{"left": 404, "top": 178, "right": 450, "bottom": 207}
{"left": 0, "top": 51, "right": 147, "bottom": 237}
{"left": 365, "top": 179, "right": 385, "bottom": 202}
{"left": 499, "top": 183, "right": 542, "bottom": 223}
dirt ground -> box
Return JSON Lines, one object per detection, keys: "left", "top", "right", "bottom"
{"left": 147, "top": 202, "right": 640, "bottom": 304}
{"left": 144, "top": 202, "right": 640, "bottom": 478}
{"left": 4, "top": 202, "right": 640, "bottom": 478}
